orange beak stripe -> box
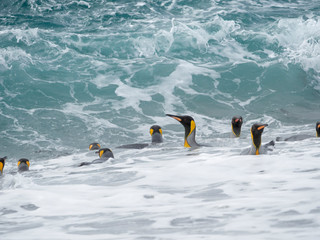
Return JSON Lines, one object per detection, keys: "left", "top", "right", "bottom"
{"left": 257, "top": 126, "right": 265, "bottom": 130}
{"left": 172, "top": 116, "right": 182, "bottom": 122}
{"left": 235, "top": 119, "right": 239, "bottom": 123}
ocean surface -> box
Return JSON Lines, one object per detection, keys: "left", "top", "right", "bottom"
{"left": 1, "top": 0, "right": 320, "bottom": 239}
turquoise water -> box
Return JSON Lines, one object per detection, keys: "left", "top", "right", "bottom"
{"left": 1, "top": 0, "right": 319, "bottom": 158}
{"left": 1, "top": 1, "right": 320, "bottom": 239}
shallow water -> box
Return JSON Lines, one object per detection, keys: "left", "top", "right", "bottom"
{"left": 1, "top": 0, "right": 320, "bottom": 239}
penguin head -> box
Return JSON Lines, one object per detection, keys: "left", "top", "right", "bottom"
{"left": 251, "top": 123, "right": 268, "bottom": 154}
{"left": 97, "top": 148, "right": 114, "bottom": 159}
{"left": 17, "top": 158, "right": 30, "bottom": 172}
{"left": 150, "top": 125, "right": 163, "bottom": 143}
{"left": 231, "top": 116, "right": 243, "bottom": 137}
{"left": 316, "top": 121, "right": 320, "bottom": 137}
{"left": 0, "top": 156, "right": 7, "bottom": 174}
{"left": 89, "top": 142, "right": 101, "bottom": 150}
{"left": 166, "top": 114, "right": 197, "bottom": 148}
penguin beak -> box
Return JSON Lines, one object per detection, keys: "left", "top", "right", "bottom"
{"left": 235, "top": 118, "right": 239, "bottom": 123}
{"left": 166, "top": 114, "right": 182, "bottom": 122}
{"left": 257, "top": 124, "right": 268, "bottom": 130}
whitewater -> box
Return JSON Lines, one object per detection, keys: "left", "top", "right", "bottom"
{"left": 1, "top": 0, "right": 320, "bottom": 239}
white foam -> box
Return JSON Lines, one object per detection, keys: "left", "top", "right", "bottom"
{"left": 274, "top": 17, "right": 320, "bottom": 72}
{"left": 1, "top": 135, "right": 320, "bottom": 239}
{"left": 0, "top": 47, "right": 33, "bottom": 69}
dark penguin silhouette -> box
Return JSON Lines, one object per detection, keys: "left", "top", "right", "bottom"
{"left": 116, "top": 125, "right": 163, "bottom": 149}
{"left": 18, "top": 158, "right": 30, "bottom": 172}
{"left": 0, "top": 156, "right": 7, "bottom": 174}
{"left": 166, "top": 114, "right": 201, "bottom": 148}
{"left": 79, "top": 148, "right": 114, "bottom": 167}
{"left": 241, "top": 123, "right": 275, "bottom": 155}
{"left": 231, "top": 116, "right": 243, "bottom": 138}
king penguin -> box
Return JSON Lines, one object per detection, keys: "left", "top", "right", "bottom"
{"left": 18, "top": 158, "right": 30, "bottom": 172}
{"left": 166, "top": 114, "right": 201, "bottom": 148}
{"left": 0, "top": 156, "right": 7, "bottom": 174}
{"left": 79, "top": 148, "right": 114, "bottom": 167}
{"left": 276, "top": 121, "right": 320, "bottom": 141}
{"left": 89, "top": 142, "right": 101, "bottom": 150}
{"left": 116, "top": 125, "right": 163, "bottom": 149}
{"left": 241, "top": 123, "right": 274, "bottom": 155}
{"left": 231, "top": 116, "right": 243, "bottom": 138}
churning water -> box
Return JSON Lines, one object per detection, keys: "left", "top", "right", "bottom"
{"left": 1, "top": 0, "right": 320, "bottom": 239}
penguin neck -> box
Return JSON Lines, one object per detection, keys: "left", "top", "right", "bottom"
{"left": 184, "top": 128, "right": 199, "bottom": 148}
{"left": 232, "top": 124, "right": 241, "bottom": 137}
{"left": 151, "top": 132, "right": 163, "bottom": 143}
{"left": 316, "top": 129, "right": 320, "bottom": 138}
{"left": 251, "top": 131, "right": 262, "bottom": 155}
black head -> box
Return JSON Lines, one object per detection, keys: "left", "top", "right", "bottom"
{"left": 150, "top": 125, "right": 163, "bottom": 143}
{"left": 251, "top": 123, "right": 268, "bottom": 152}
{"left": 18, "top": 158, "right": 30, "bottom": 172}
{"left": 0, "top": 156, "right": 6, "bottom": 174}
{"left": 231, "top": 116, "right": 243, "bottom": 137}
{"left": 166, "top": 114, "right": 198, "bottom": 148}
{"left": 316, "top": 121, "right": 320, "bottom": 137}
{"left": 166, "top": 114, "right": 195, "bottom": 136}
{"left": 89, "top": 142, "right": 101, "bottom": 150}
{"left": 97, "top": 148, "right": 114, "bottom": 159}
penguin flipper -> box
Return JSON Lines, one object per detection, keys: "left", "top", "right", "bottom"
{"left": 79, "top": 161, "right": 92, "bottom": 167}
{"left": 263, "top": 140, "right": 275, "bottom": 148}
{"left": 116, "top": 143, "right": 149, "bottom": 149}
{"left": 277, "top": 134, "right": 312, "bottom": 142}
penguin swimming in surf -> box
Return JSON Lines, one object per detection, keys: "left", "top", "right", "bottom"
{"left": 276, "top": 121, "right": 320, "bottom": 141}
{"left": 231, "top": 116, "right": 243, "bottom": 138}
{"left": 89, "top": 142, "right": 101, "bottom": 150}
{"left": 17, "top": 158, "right": 30, "bottom": 172}
{"left": 0, "top": 156, "right": 6, "bottom": 174}
{"left": 241, "top": 123, "right": 274, "bottom": 155}
{"left": 79, "top": 148, "right": 114, "bottom": 167}
{"left": 116, "top": 125, "right": 163, "bottom": 149}
{"left": 166, "top": 114, "right": 201, "bottom": 148}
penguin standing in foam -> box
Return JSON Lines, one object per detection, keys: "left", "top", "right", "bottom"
{"left": 231, "top": 116, "right": 243, "bottom": 138}
{"left": 18, "top": 158, "right": 30, "bottom": 172}
{"left": 116, "top": 125, "right": 163, "bottom": 149}
{"left": 241, "top": 123, "right": 274, "bottom": 155}
{"left": 79, "top": 148, "right": 114, "bottom": 167}
{"left": 0, "top": 156, "right": 7, "bottom": 174}
{"left": 276, "top": 121, "right": 320, "bottom": 141}
{"left": 166, "top": 114, "right": 201, "bottom": 148}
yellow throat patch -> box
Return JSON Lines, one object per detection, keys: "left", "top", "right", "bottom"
{"left": 251, "top": 129, "right": 260, "bottom": 155}
{"left": 184, "top": 120, "right": 195, "bottom": 148}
